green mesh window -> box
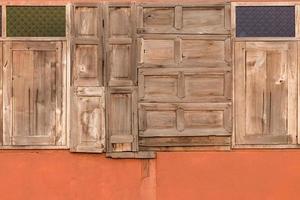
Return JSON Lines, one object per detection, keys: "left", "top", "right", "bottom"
{"left": 7, "top": 6, "right": 65, "bottom": 37}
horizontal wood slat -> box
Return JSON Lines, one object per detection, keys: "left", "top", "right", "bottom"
{"left": 137, "top": 3, "right": 230, "bottom": 34}
{"left": 138, "top": 35, "right": 231, "bottom": 68}
{"left": 139, "top": 103, "right": 232, "bottom": 137}
{"left": 138, "top": 68, "right": 232, "bottom": 103}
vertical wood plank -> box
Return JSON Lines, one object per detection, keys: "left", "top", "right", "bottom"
{"left": 234, "top": 42, "right": 246, "bottom": 144}
{"left": 2, "top": 5, "right": 6, "bottom": 37}
{"left": 296, "top": 5, "right": 300, "bottom": 38}
{"left": 231, "top": 3, "right": 236, "bottom": 37}
{"left": 174, "top": 6, "right": 183, "bottom": 30}
{"left": 176, "top": 108, "right": 184, "bottom": 132}
{"left": 224, "top": 3, "right": 231, "bottom": 32}
{"left": 3, "top": 41, "right": 12, "bottom": 145}
{"left": 287, "top": 42, "right": 297, "bottom": 144}
{"left": 177, "top": 71, "right": 185, "bottom": 99}
{"left": 174, "top": 37, "right": 181, "bottom": 65}
{"left": 0, "top": 42, "right": 2, "bottom": 145}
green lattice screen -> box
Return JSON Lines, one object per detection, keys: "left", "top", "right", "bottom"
{"left": 7, "top": 6, "right": 65, "bottom": 37}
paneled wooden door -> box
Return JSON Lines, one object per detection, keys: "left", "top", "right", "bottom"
{"left": 235, "top": 41, "right": 298, "bottom": 145}
{"left": 3, "top": 41, "right": 66, "bottom": 146}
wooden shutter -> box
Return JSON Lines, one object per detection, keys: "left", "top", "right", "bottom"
{"left": 2, "top": 41, "right": 66, "bottom": 146}
{"left": 107, "top": 87, "right": 138, "bottom": 152}
{"left": 137, "top": 3, "right": 232, "bottom": 151}
{"left": 0, "top": 42, "right": 2, "bottom": 145}
{"left": 235, "top": 42, "right": 297, "bottom": 145}
{"left": 70, "top": 4, "right": 105, "bottom": 152}
{"left": 104, "top": 3, "right": 137, "bottom": 86}
{"left": 137, "top": 3, "right": 230, "bottom": 34}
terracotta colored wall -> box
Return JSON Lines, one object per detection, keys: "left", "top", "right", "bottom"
{"left": 2, "top": 1, "right": 300, "bottom": 200}
{"left": 1, "top": 150, "right": 300, "bottom": 200}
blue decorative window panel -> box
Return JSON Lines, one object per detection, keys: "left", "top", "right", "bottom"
{"left": 236, "top": 6, "right": 295, "bottom": 37}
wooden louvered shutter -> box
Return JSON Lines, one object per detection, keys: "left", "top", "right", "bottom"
{"left": 2, "top": 41, "right": 66, "bottom": 146}
{"left": 70, "top": 4, "right": 105, "bottom": 152}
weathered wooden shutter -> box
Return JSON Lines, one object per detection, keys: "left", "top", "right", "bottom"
{"left": 235, "top": 42, "right": 297, "bottom": 145}
{"left": 104, "top": 3, "right": 154, "bottom": 158}
{"left": 2, "top": 41, "right": 66, "bottom": 146}
{"left": 107, "top": 87, "right": 138, "bottom": 152}
{"left": 70, "top": 4, "right": 105, "bottom": 152}
{"left": 0, "top": 41, "right": 2, "bottom": 145}
{"left": 104, "top": 3, "right": 138, "bottom": 156}
{"left": 137, "top": 3, "right": 232, "bottom": 151}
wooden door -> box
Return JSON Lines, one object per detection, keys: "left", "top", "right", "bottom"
{"left": 235, "top": 42, "right": 297, "bottom": 145}
{"left": 3, "top": 41, "right": 66, "bottom": 146}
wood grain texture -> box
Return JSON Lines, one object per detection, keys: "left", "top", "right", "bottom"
{"left": 139, "top": 103, "right": 232, "bottom": 137}
{"left": 138, "top": 35, "right": 231, "bottom": 68}
{"left": 234, "top": 41, "right": 297, "bottom": 145}
{"left": 72, "top": 4, "right": 103, "bottom": 87}
{"left": 137, "top": 3, "right": 230, "bottom": 34}
{"left": 104, "top": 3, "right": 137, "bottom": 86}
{"left": 0, "top": 42, "right": 2, "bottom": 145}
{"left": 70, "top": 87, "right": 105, "bottom": 153}
{"left": 107, "top": 87, "right": 138, "bottom": 152}
{"left": 138, "top": 68, "right": 232, "bottom": 103}
{"left": 3, "top": 41, "right": 66, "bottom": 146}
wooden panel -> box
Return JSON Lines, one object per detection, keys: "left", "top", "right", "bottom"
{"left": 137, "top": 4, "right": 230, "bottom": 34}
{"left": 108, "top": 6, "right": 132, "bottom": 38}
{"left": 107, "top": 87, "right": 138, "bottom": 152}
{"left": 105, "top": 4, "right": 137, "bottom": 86}
{"left": 70, "top": 87, "right": 105, "bottom": 153}
{"left": 73, "top": 44, "right": 102, "bottom": 86}
{"left": 3, "top": 41, "right": 66, "bottom": 146}
{"left": 74, "top": 5, "right": 99, "bottom": 39}
{"left": 139, "top": 103, "right": 232, "bottom": 137}
{"left": 234, "top": 41, "right": 297, "bottom": 145}
{"left": 72, "top": 4, "right": 103, "bottom": 88}
{"left": 0, "top": 42, "right": 2, "bottom": 145}
{"left": 107, "top": 44, "right": 135, "bottom": 86}
{"left": 139, "top": 68, "right": 231, "bottom": 102}
{"left": 140, "top": 7, "right": 175, "bottom": 33}
{"left": 138, "top": 35, "right": 231, "bottom": 68}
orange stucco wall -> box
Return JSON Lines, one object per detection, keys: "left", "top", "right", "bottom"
{"left": 1, "top": 150, "right": 300, "bottom": 200}
{"left": 2, "top": 1, "right": 300, "bottom": 200}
